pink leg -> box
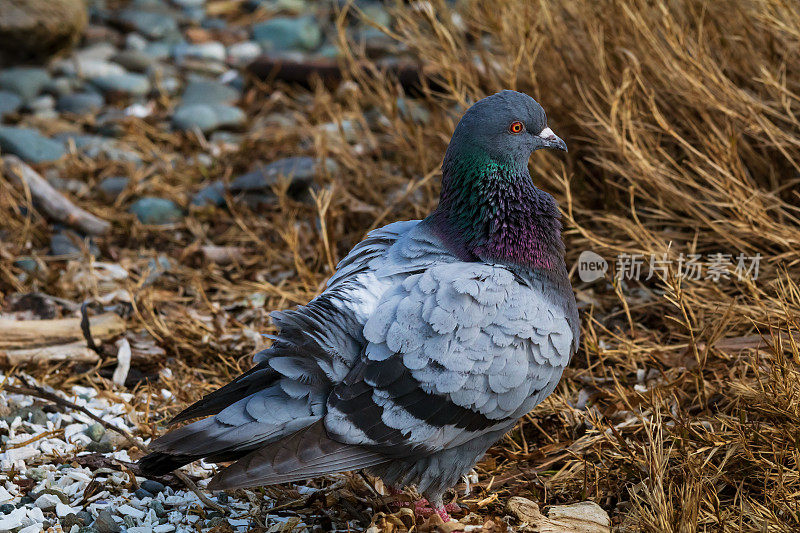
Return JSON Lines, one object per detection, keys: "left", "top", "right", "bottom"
{"left": 413, "top": 499, "right": 460, "bottom": 522}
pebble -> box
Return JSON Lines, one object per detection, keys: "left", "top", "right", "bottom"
{"left": 130, "top": 197, "right": 183, "bottom": 225}
{"left": 0, "top": 67, "right": 51, "bottom": 101}
{"left": 140, "top": 480, "right": 166, "bottom": 495}
{"left": 252, "top": 15, "right": 322, "bottom": 51}
{"left": 116, "top": 9, "right": 179, "bottom": 40}
{"left": 98, "top": 176, "right": 130, "bottom": 200}
{"left": 0, "top": 126, "right": 65, "bottom": 163}
{"left": 50, "top": 230, "right": 100, "bottom": 257}
{"left": 110, "top": 50, "right": 154, "bottom": 73}
{"left": 59, "top": 58, "right": 128, "bottom": 79}
{"left": 85, "top": 423, "right": 106, "bottom": 442}
{"left": 173, "top": 41, "right": 227, "bottom": 62}
{"left": 192, "top": 181, "right": 226, "bottom": 207}
{"left": 172, "top": 103, "right": 245, "bottom": 132}
{"left": 227, "top": 41, "right": 262, "bottom": 64}
{"left": 134, "top": 488, "right": 153, "bottom": 499}
{"left": 0, "top": 90, "right": 22, "bottom": 116}
{"left": 231, "top": 156, "right": 336, "bottom": 194}
{"left": 91, "top": 73, "right": 151, "bottom": 97}
{"left": 181, "top": 78, "right": 240, "bottom": 105}
{"left": 57, "top": 92, "right": 105, "bottom": 114}
{"left": 86, "top": 439, "right": 114, "bottom": 453}
{"left": 34, "top": 493, "right": 62, "bottom": 511}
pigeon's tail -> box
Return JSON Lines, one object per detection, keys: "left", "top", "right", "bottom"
{"left": 208, "top": 420, "right": 388, "bottom": 490}
{"left": 138, "top": 451, "right": 202, "bottom": 477}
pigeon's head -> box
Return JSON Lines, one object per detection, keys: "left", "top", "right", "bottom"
{"left": 446, "top": 90, "right": 566, "bottom": 169}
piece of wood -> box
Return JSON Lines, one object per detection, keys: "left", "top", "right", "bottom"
{"left": 0, "top": 312, "right": 126, "bottom": 349}
{"left": 0, "top": 341, "right": 100, "bottom": 366}
{"left": 4, "top": 155, "right": 111, "bottom": 235}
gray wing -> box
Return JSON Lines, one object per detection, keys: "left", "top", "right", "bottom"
{"left": 325, "top": 262, "right": 575, "bottom": 458}
{"left": 139, "top": 221, "right": 420, "bottom": 476}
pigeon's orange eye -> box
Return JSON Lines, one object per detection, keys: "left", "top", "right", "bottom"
{"left": 509, "top": 121, "right": 525, "bottom": 134}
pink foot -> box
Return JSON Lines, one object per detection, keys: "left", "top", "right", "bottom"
{"left": 413, "top": 499, "right": 460, "bottom": 522}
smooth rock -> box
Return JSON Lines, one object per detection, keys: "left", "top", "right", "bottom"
{"left": 227, "top": 41, "right": 262, "bottom": 64}
{"left": 130, "top": 197, "right": 183, "bottom": 225}
{"left": 13, "top": 257, "right": 39, "bottom": 273}
{"left": 91, "top": 73, "right": 151, "bottom": 97}
{"left": 173, "top": 41, "right": 226, "bottom": 62}
{"left": 0, "top": 126, "right": 65, "bottom": 163}
{"left": 180, "top": 78, "right": 239, "bottom": 105}
{"left": 134, "top": 488, "right": 154, "bottom": 499}
{"left": 172, "top": 103, "right": 245, "bottom": 133}
{"left": 0, "top": 90, "right": 22, "bottom": 116}
{"left": 116, "top": 9, "right": 178, "bottom": 40}
{"left": 50, "top": 230, "right": 99, "bottom": 257}
{"left": 252, "top": 16, "right": 321, "bottom": 52}
{"left": 140, "top": 479, "right": 166, "bottom": 495}
{"left": 57, "top": 92, "right": 105, "bottom": 114}
{"left": 85, "top": 422, "right": 105, "bottom": 442}
{"left": 191, "top": 181, "right": 225, "bottom": 207}
{"left": 111, "top": 50, "right": 154, "bottom": 72}
{"left": 0, "top": 0, "right": 87, "bottom": 65}
{"left": 58, "top": 58, "right": 127, "bottom": 78}
{"left": 98, "top": 176, "right": 130, "bottom": 199}
{"left": 34, "top": 493, "right": 61, "bottom": 511}
{"left": 0, "top": 67, "right": 51, "bottom": 101}
{"left": 231, "top": 156, "right": 336, "bottom": 195}
{"left": 86, "top": 439, "right": 113, "bottom": 453}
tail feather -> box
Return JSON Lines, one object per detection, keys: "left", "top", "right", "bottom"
{"left": 208, "top": 420, "right": 388, "bottom": 489}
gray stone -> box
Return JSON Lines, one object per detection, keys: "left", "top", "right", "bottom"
{"left": 57, "top": 92, "right": 105, "bottom": 114}
{"left": 252, "top": 16, "right": 321, "bottom": 52}
{"left": 91, "top": 73, "right": 151, "bottom": 96}
{"left": 60, "top": 513, "right": 83, "bottom": 529}
{"left": 0, "top": 67, "right": 51, "bottom": 101}
{"left": 181, "top": 79, "right": 239, "bottom": 105}
{"left": 58, "top": 58, "right": 127, "bottom": 79}
{"left": 27, "top": 94, "right": 55, "bottom": 113}
{"left": 143, "top": 41, "right": 172, "bottom": 60}
{"left": 172, "top": 103, "right": 245, "bottom": 133}
{"left": 227, "top": 41, "right": 262, "bottom": 64}
{"left": 148, "top": 499, "right": 166, "bottom": 518}
{"left": 84, "top": 423, "right": 105, "bottom": 442}
{"left": 110, "top": 50, "right": 154, "bottom": 73}
{"left": 134, "top": 488, "right": 153, "bottom": 499}
{"left": 0, "top": 90, "right": 21, "bottom": 116}
{"left": 98, "top": 176, "right": 129, "bottom": 199}
{"left": 231, "top": 156, "right": 336, "bottom": 195}
{"left": 116, "top": 9, "right": 178, "bottom": 40}
{"left": 173, "top": 41, "right": 226, "bottom": 62}
{"left": 50, "top": 230, "right": 100, "bottom": 257}
{"left": 44, "top": 76, "right": 83, "bottom": 97}
{"left": 86, "top": 439, "right": 113, "bottom": 453}
{"left": 192, "top": 181, "right": 225, "bottom": 207}
{"left": 0, "top": 0, "right": 87, "bottom": 65}
{"left": 0, "top": 127, "right": 65, "bottom": 163}
{"left": 13, "top": 257, "right": 39, "bottom": 273}
{"left": 94, "top": 508, "right": 120, "bottom": 533}
{"left": 141, "top": 479, "right": 166, "bottom": 495}
{"left": 130, "top": 197, "right": 183, "bottom": 225}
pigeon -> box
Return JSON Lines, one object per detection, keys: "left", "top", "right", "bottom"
{"left": 139, "top": 90, "right": 579, "bottom": 522}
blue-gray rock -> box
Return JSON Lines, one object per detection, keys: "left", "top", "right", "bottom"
{"left": 44, "top": 76, "right": 83, "bottom": 97}
{"left": 98, "top": 176, "right": 130, "bottom": 199}
{"left": 50, "top": 230, "right": 100, "bottom": 257}
{"left": 172, "top": 103, "right": 245, "bottom": 133}
{"left": 148, "top": 500, "right": 166, "bottom": 518}
{"left": 173, "top": 41, "right": 226, "bottom": 62}
{"left": 181, "top": 79, "right": 240, "bottom": 105}
{"left": 55, "top": 133, "right": 143, "bottom": 164}
{"left": 85, "top": 423, "right": 106, "bottom": 442}
{"left": 252, "top": 16, "right": 322, "bottom": 52}
{"left": 130, "top": 197, "right": 183, "bottom": 225}
{"left": 143, "top": 41, "right": 172, "bottom": 60}
{"left": 0, "top": 127, "right": 65, "bottom": 163}
{"left": 231, "top": 156, "right": 336, "bottom": 194}
{"left": 93, "top": 508, "right": 120, "bottom": 533}
{"left": 0, "top": 90, "right": 22, "bottom": 116}
{"left": 201, "top": 17, "right": 227, "bottom": 30}
{"left": 76, "top": 511, "right": 94, "bottom": 525}
{"left": 0, "top": 67, "right": 51, "bottom": 101}
{"left": 192, "top": 181, "right": 225, "bottom": 207}
{"left": 134, "top": 488, "right": 153, "bottom": 499}
{"left": 13, "top": 257, "right": 40, "bottom": 273}
{"left": 110, "top": 50, "right": 154, "bottom": 73}
{"left": 86, "top": 439, "right": 114, "bottom": 453}
{"left": 116, "top": 9, "right": 178, "bottom": 40}
{"left": 91, "top": 73, "right": 151, "bottom": 97}
{"left": 140, "top": 479, "right": 166, "bottom": 495}
{"left": 227, "top": 41, "right": 262, "bottom": 64}
{"left": 57, "top": 92, "right": 105, "bottom": 114}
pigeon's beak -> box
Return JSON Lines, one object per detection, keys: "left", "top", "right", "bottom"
{"left": 537, "top": 127, "right": 568, "bottom": 152}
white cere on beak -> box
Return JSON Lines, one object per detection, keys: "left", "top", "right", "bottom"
{"left": 538, "top": 127, "right": 557, "bottom": 142}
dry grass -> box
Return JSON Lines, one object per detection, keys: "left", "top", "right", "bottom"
{"left": 2, "top": 0, "right": 800, "bottom": 530}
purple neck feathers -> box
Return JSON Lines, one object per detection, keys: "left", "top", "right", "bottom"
{"left": 429, "top": 152, "right": 565, "bottom": 271}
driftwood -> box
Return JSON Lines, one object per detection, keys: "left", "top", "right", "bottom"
{"left": 4, "top": 155, "right": 111, "bottom": 235}
{"left": 0, "top": 341, "right": 100, "bottom": 366}
{"left": 0, "top": 312, "right": 126, "bottom": 350}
